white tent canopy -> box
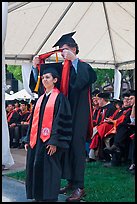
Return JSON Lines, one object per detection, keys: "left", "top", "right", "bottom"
{"left": 6, "top": 89, "right": 38, "bottom": 100}
{"left": 5, "top": 92, "right": 15, "bottom": 100}
{"left": 5, "top": 2, "right": 135, "bottom": 69}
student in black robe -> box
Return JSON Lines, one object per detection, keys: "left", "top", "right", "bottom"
{"left": 16, "top": 100, "right": 31, "bottom": 148}
{"left": 6, "top": 101, "right": 20, "bottom": 148}
{"left": 29, "top": 55, "right": 62, "bottom": 97}
{"left": 30, "top": 31, "right": 97, "bottom": 202}
{"left": 24, "top": 62, "right": 72, "bottom": 202}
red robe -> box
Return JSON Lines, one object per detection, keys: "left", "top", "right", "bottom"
{"left": 90, "top": 107, "right": 131, "bottom": 149}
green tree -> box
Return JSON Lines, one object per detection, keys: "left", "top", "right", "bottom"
{"left": 93, "top": 68, "right": 114, "bottom": 90}
{"left": 7, "top": 65, "right": 23, "bottom": 82}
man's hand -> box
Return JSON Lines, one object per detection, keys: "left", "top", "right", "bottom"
{"left": 46, "top": 145, "right": 57, "bottom": 156}
{"left": 9, "top": 123, "right": 16, "bottom": 128}
{"left": 32, "top": 56, "right": 40, "bottom": 68}
{"left": 104, "top": 118, "right": 114, "bottom": 124}
{"left": 62, "top": 49, "right": 77, "bottom": 61}
{"left": 24, "top": 144, "right": 29, "bottom": 151}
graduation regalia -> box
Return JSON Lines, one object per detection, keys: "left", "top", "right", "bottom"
{"left": 95, "top": 92, "right": 117, "bottom": 126}
{"left": 52, "top": 31, "right": 97, "bottom": 189}
{"left": 25, "top": 64, "right": 72, "bottom": 201}
{"left": 29, "top": 52, "right": 63, "bottom": 97}
{"left": 29, "top": 31, "right": 97, "bottom": 191}
{"left": 66, "top": 60, "right": 97, "bottom": 187}
{"left": 90, "top": 106, "right": 132, "bottom": 150}
{"left": 7, "top": 101, "right": 20, "bottom": 147}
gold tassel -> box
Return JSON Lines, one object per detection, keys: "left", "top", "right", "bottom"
{"left": 34, "top": 74, "right": 41, "bottom": 92}
{"left": 30, "top": 101, "right": 32, "bottom": 112}
{"left": 55, "top": 52, "right": 58, "bottom": 62}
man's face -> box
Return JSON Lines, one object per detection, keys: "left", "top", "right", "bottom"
{"left": 92, "top": 97, "right": 99, "bottom": 106}
{"left": 20, "top": 104, "right": 27, "bottom": 111}
{"left": 7, "top": 104, "right": 14, "bottom": 112}
{"left": 128, "top": 95, "right": 135, "bottom": 106}
{"left": 15, "top": 102, "right": 19, "bottom": 108}
{"left": 60, "top": 44, "right": 76, "bottom": 59}
{"left": 98, "top": 97, "right": 104, "bottom": 107}
{"left": 123, "top": 97, "right": 130, "bottom": 107}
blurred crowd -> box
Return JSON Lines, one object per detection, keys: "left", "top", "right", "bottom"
{"left": 5, "top": 89, "right": 135, "bottom": 175}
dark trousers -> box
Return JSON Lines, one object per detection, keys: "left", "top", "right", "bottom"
{"left": 9, "top": 126, "right": 19, "bottom": 147}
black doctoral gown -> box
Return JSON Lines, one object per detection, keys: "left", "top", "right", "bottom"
{"left": 67, "top": 60, "right": 97, "bottom": 187}
{"left": 29, "top": 59, "right": 97, "bottom": 187}
{"left": 25, "top": 92, "right": 72, "bottom": 201}
{"left": 96, "top": 102, "right": 117, "bottom": 125}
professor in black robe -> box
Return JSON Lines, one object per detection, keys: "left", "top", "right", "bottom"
{"left": 53, "top": 32, "right": 97, "bottom": 202}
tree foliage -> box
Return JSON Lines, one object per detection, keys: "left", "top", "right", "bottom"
{"left": 93, "top": 68, "right": 114, "bottom": 90}
{"left": 7, "top": 65, "right": 23, "bottom": 82}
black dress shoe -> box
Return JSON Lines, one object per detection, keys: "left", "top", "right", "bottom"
{"left": 66, "top": 188, "right": 86, "bottom": 202}
{"left": 59, "top": 183, "right": 73, "bottom": 194}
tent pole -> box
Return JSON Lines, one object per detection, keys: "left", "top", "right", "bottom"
{"left": 103, "top": 2, "right": 122, "bottom": 99}
{"left": 2, "top": 2, "right": 14, "bottom": 168}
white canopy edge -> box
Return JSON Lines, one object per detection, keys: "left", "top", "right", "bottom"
{"left": 5, "top": 2, "right": 135, "bottom": 70}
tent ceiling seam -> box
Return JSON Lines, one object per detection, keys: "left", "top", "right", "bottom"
{"left": 34, "top": 2, "right": 74, "bottom": 56}
{"left": 8, "top": 2, "right": 30, "bottom": 13}
{"left": 17, "top": 2, "right": 53, "bottom": 56}
{"left": 115, "top": 2, "right": 135, "bottom": 19}
{"left": 111, "top": 28, "right": 135, "bottom": 49}
{"left": 72, "top": 2, "right": 93, "bottom": 30}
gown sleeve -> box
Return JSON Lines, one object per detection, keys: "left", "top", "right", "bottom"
{"left": 73, "top": 60, "right": 97, "bottom": 91}
{"left": 29, "top": 69, "right": 38, "bottom": 93}
{"left": 46, "top": 93, "right": 72, "bottom": 149}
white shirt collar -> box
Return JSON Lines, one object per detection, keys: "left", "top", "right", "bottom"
{"left": 46, "top": 89, "right": 53, "bottom": 97}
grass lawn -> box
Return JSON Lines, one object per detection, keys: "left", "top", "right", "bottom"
{"left": 5, "top": 161, "right": 135, "bottom": 202}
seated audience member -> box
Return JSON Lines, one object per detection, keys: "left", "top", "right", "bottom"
{"left": 122, "top": 92, "right": 130, "bottom": 108}
{"left": 86, "top": 89, "right": 100, "bottom": 162}
{"left": 88, "top": 92, "right": 117, "bottom": 161}
{"left": 112, "top": 99, "right": 123, "bottom": 110}
{"left": 29, "top": 99, "right": 36, "bottom": 112}
{"left": 92, "top": 89, "right": 100, "bottom": 126}
{"left": 16, "top": 100, "right": 31, "bottom": 148}
{"left": 14, "top": 99, "right": 21, "bottom": 114}
{"left": 19, "top": 100, "right": 36, "bottom": 148}
{"left": 103, "top": 92, "right": 133, "bottom": 167}
{"left": 127, "top": 90, "right": 135, "bottom": 174}
{"left": 6, "top": 100, "right": 20, "bottom": 148}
